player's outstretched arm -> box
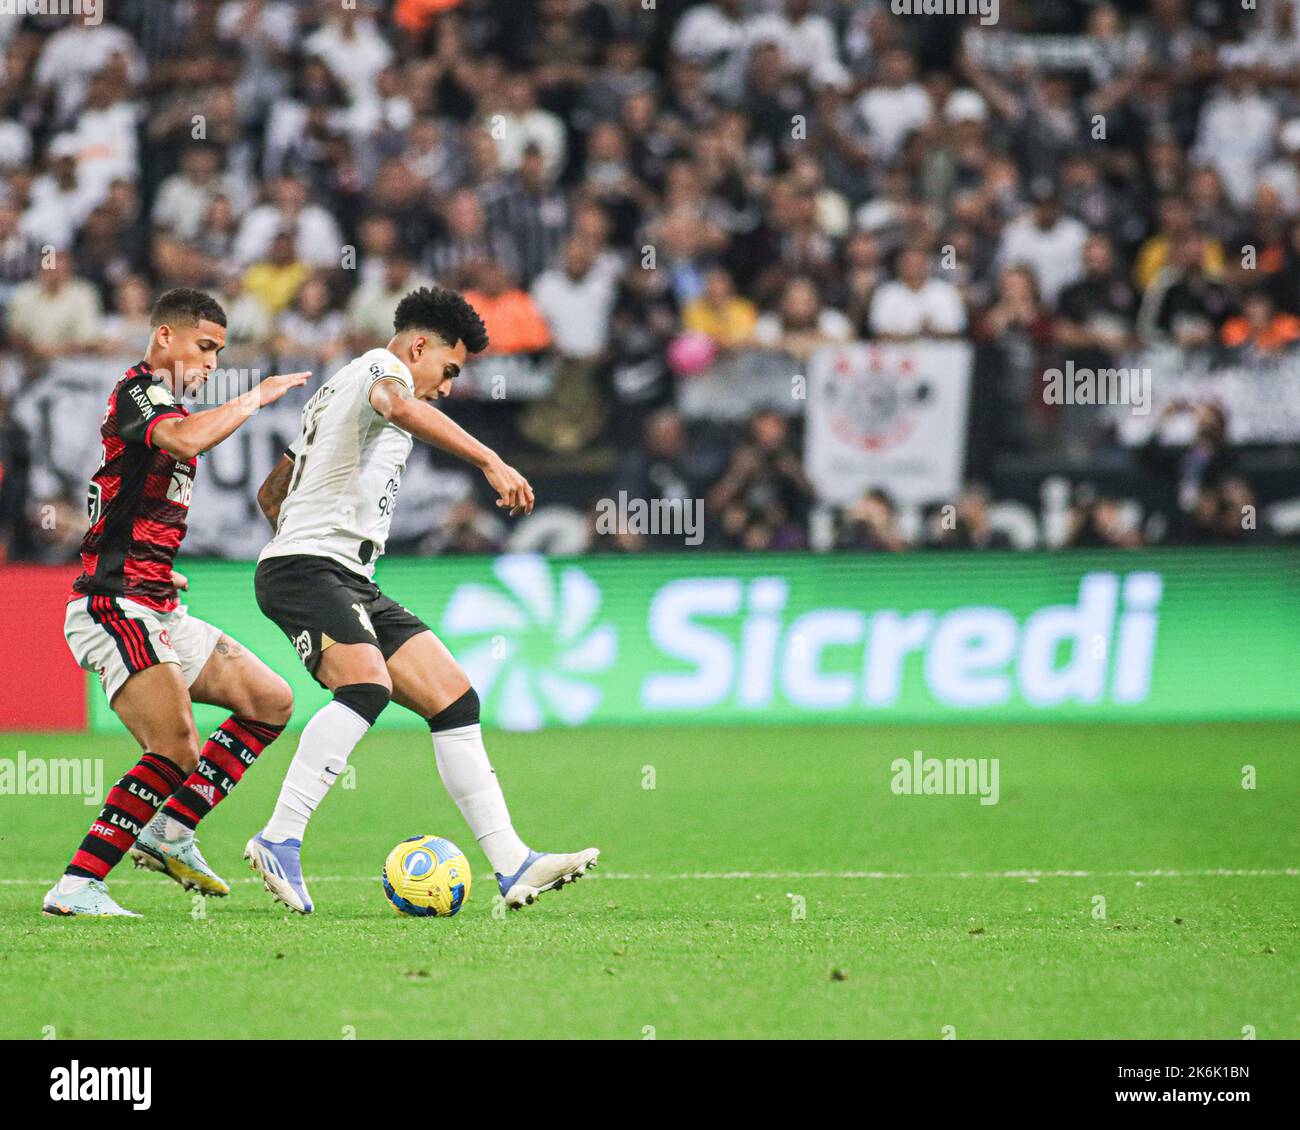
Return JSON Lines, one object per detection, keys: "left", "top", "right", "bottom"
{"left": 152, "top": 371, "right": 310, "bottom": 460}
{"left": 369, "top": 379, "right": 534, "bottom": 516}
{"left": 257, "top": 453, "right": 295, "bottom": 530}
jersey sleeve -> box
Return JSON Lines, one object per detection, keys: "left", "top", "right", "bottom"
{"left": 116, "top": 378, "right": 186, "bottom": 448}
{"left": 363, "top": 352, "right": 414, "bottom": 399}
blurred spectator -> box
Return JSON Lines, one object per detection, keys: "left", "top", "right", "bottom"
{"left": 0, "top": 196, "right": 40, "bottom": 306}
{"left": 216, "top": 268, "right": 274, "bottom": 364}
{"left": 1056, "top": 234, "right": 1139, "bottom": 364}
{"left": 62, "top": 70, "right": 139, "bottom": 207}
{"left": 32, "top": 11, "right": 142, "bottom": 124}
{"left": 487, "top": 76, "right": 566, "bottom": 179}
{"left": 836, "top": 489, "right": 908, "bottom": 553}
{"left": 1268, "top": 217, "right": 1300, "bottom": 315}
{"left": 927, "top": 485, "right": 1013, "bottom": 551}
{"left": 975, "top": 265, "right": 1055, "bottom": 452}
{"left": 233, "top": 175, "right": 342, "bottom": 269}
{"left": 1064, "top": 490, "right": 1145, "bottom": 549}
{"left": 530, "top": 236, "right": 616, "bottom": 361}
{"left": 1215, "top": 477, "right": 1274, "bottom": 544}
{"left": 833, "top": 230, "right": 884, "bottom": 335}
{"left": 707, "top": 409, "right": 813, "bottom": 550}
{"left": 273, "top": 275, "right": 348, "bottom": 375}
{"left": 669, "top": 0, "right": 748, "bottom": 103}
{"left": 1219, "top": 289, "right": 1300, "bottom": 357}
{"left": 857, "top": 47, "right": 931, "bottom": 162}
{"left": 99, "top": 275, "right": 153, "bottom": 357}
{"left": 424, "top": 499, "right": 507, "bottom": 556}
{"left": 154, "top": 192, "right": 239, "bottom": 288}
{"left": 7, "top": 253, "right": 101, "bottom": 365}
{"left": 24, "top": 135, "right": 97, "bottom": 249}
{"left": 681, "top": 267, "right": 757, "bottom": 350}
{"left": 152, "top": 144, "right": 246, "bottom": 243}
{"left": 0, "top": 394, "right": 29, "bottom": 561}
{"left": 754, "top": 276, "right": 852, "bottom": 360}
{"left": 424, "top": 187, "right": 521, "bottom": 288}
{"left": 347, "top": 250, "right": 432, "bottom": 347}
{"left": 870, "top": 246, "right": 966, "bottom": 341}
{"left": 611, "top": 410, "right": 717, "bottom": 550}
{"left": 1259, "top": 118, "right": 1300, "bottom": 214}
{"left": 606, "top": 260, "right": 678, "bottom": 441}
{"left": 242, "top": 230, "right": 311, "bottom": 318}
{"left": 1141, "top": 401, "right": 1239, "bottom": 541}
{"left": 522, "top": 236, "right": 617, "bottom": 451}
{"left": 747, "top": 7, "right": 832, "bottom": 87}
{"left": 1191, "top": 67, "right": 1278, "bottom": 208}
{"left": 996, "top": 182, "right": 1089, "bottom": 308}
{"left": 1147, "top": 233, "right": 1232, "bottom": 348}
{"left": 579, "top": 36, "right": 656, "bottom": 126}
{"left": 1134, "top": 196, "right": 1224, "bottom": 293}
{"left": 75, "top": 196, "right": 148, "bottom": 306}
{"left": 483, "top": 143, "right": 568, "bottom": 287}
{"left": 303, "top": 5, "right": 394, "bottom": 106}
{"left": 461, "top": 259, "right": 551, "bottom": 356}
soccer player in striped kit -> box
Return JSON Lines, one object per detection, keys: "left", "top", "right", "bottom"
{"left": 43, "top": 288, "right": 309, "bottom": 917}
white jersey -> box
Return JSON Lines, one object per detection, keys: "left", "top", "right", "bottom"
{"left": 259, "top": 348, "right": 414, "bottom": 578}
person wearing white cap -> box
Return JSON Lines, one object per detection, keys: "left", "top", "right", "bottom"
{"left": 671, "top": 0, "right": 750, "bottom": 103}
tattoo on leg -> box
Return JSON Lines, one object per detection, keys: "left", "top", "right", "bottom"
{"left": 216, "top": 640, "right": 243, "bottom": 657}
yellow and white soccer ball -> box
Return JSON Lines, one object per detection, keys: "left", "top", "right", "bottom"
{"left": 382, "top": 835, "right": 471, "bottom": 917}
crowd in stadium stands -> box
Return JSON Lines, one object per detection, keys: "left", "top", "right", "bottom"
{"left": 1, "top": 0, "right": 1298, "bottom": 561}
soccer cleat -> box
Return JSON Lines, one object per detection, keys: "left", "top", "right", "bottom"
{"left": 496, "top": 847, "right": 600, "bottom": 909}
{"left": 244, "top": 832, "right": 314, "bottom": 914}
{"left": 131, "top": 828, "right": 230, "bottom": 897}
{"left": 42, "top": 878, "right": 141, "bottom": 918}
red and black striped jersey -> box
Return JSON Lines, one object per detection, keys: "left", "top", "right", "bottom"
{"left": 70, "top": 361, "right": 194, "bottom": 612}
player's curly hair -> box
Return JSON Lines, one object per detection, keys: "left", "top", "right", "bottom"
{"left": 150, "top": 287, "right": 227, "bottom": 328}
{"left": 393, "top": 286, "right": 489, "bottom": 354}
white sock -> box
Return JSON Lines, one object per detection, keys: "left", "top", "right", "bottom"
{"left": 264, "top": 701, "right": 372, "bottom": 842}
{"left": 57, "top": 874, "right": 90, "bottom": 894}
{"left": 431, "top": 724, "right": 529, "bottom": 875}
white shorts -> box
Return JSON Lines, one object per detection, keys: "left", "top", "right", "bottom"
{"left": 64, "top": 595, "right": 224, "bottom": 704}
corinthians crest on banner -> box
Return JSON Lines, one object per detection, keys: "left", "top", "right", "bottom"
{"left": 805, "top": 341, "right": 973, "bottom": 505}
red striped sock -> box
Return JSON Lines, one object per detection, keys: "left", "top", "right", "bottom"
{"left": 160, "top": 716, "right": 284, "bottom": 830}
{"left": 66, "top": 753, "right": 186, "bottom": 879}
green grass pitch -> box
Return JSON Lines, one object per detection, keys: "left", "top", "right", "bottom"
{"left": 1, "top": 722, "right": 1296, "bottom": 1039}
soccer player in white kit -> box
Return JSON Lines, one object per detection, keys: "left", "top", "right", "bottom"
{"left": 246, "top": 287, "right": 598, "bottom": 913}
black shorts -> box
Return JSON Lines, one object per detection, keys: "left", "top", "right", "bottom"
{"left": 255, "top": 554, "right": 428, "bottom": 684}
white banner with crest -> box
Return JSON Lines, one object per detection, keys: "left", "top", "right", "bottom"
{"left": 805, "top": 341, "right": 973, "bottom": 506}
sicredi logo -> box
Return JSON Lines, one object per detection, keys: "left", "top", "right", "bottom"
{"left": 441, "top": 555, "right": 617, "bottom": 730}
{"left": 642, "top": 572, "right": 1160, "bottom": 711}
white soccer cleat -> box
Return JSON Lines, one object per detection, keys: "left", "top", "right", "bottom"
{"left": 131, "top": 828, "right": 230, "bottom": 897}
{"left": 42, "top": 878, "right": 141, "bottom": 918}
{"left": 496, "top": 847, "right": 600, "bottom": 909}
{"left": 244, "top": 832, "right": 314, "bottom": 914}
